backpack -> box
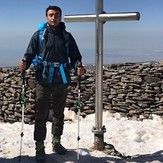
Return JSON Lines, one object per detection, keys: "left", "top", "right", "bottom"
{"left": 32, "top": 22, "right": 70, "bottom": 86}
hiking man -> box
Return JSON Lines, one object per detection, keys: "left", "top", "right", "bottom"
{"left": 19, "top": 5, "right": 85, "bottom": 162}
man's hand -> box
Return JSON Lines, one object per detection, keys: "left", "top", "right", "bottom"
{"left": 18, "top": 59, "right": 26, "bottom": 70}
{"left": 77, "top": 62, "right": 85, "bottom": 76}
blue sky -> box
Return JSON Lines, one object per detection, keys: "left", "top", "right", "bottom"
{"left": 0, "top": 0, "right": 163, "bottom": 67}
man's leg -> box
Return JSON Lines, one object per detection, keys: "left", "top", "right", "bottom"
{"left": 34, "top": 84, "right": 51, "bottom": 161}
{"left": 51, "top": 85, "right": 68, "bottom": 154}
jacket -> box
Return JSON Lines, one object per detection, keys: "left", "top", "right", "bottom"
{"left": 24, "top": 22, "right": 82, "bottom": 85}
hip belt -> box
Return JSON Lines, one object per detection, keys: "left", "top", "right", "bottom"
{"left": 33, "top": 57, "right": 68, "bottom": 84}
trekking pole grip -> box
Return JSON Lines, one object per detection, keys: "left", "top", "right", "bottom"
{"left": 77, "top": 62, "right": 82, "bottom": 89}
{"left": 21, "top": 70, "right": 25, "bottom": 85}
{"left": 21, "top": 58, "right": 26, "bottom": 85}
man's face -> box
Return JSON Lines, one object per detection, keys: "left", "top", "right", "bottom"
{"left": 46, "top": 9, "right": 61, "bottom": 27}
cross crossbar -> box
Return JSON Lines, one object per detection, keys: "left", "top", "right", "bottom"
{"left": 64, "top": 12, "right": 140, "bottom": 22}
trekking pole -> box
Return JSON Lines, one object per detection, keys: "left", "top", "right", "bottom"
{"left": 76, "top": 63, "right": 82, "bottom": 163}
{"left": 19, "top": 70, "right": 25, "bottom": 163}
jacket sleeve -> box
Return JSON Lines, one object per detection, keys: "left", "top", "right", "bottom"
{"left": 23, "top": 31, "right": 39, "bottom": 69}
{"left": 68, "top": 33, "right": 82, "bottom": 70}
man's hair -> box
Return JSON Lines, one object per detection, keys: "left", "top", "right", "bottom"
{"left": 46, "top": 6, "right": 62, "bottom": 16}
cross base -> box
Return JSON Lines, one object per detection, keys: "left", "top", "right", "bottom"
{"left": 92, "top": 126, "right": 106, "bottom": 150}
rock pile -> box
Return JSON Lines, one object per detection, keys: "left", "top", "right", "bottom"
{"left": 1, "top": 61, "right": 163, "bottom": 123}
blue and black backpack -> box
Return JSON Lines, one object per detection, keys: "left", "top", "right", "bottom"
{"left": 32, "top": 22, "right": 71, "bottom": 86}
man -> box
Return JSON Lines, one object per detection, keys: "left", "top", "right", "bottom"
{"left": 19, "top": 5, "right": 85, "bottom": 162}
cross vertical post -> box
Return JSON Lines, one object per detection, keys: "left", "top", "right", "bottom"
{"left": 93, "top": 0, "right": 106, "bottom": 150}
{"left": 64, "top": 0, "right": 140, "bottom": 150}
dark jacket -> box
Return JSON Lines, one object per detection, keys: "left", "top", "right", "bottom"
{"left": 24, "top": 22, "right": 82, "bottom": 86}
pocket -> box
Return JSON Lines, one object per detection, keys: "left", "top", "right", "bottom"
{"left": 53, "top": 68, "right": 63, "bottom": 84}
{"left": 35, "top": 67, "right": 53, "bottom": 86}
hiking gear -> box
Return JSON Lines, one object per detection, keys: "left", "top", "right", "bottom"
{"left": 34, "top": 84, "right": 68, "bottom": 141}
{"left": 76, "top": 62, "right": 82, "bottom": 163}
{"left": 52, "top": 137, "right": 67, "bottom": 154}
{"left": 35, "top": 141, "right": 46, "bottom": 162}
{"left": 32, "top": 22, "right": 71, "bottom": 86}
{"left": 23, "top": 22, "right": 82, "bottom": 84}
{"left": 19, "top": 70, "right": 25, "bottom": 163}
{"left": 24, "top": 22, "right": 82, "bottom": 70}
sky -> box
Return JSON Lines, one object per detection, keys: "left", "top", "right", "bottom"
{"left": 0, "top": 0, "right": 163, "bottom": 67}
{"left": 0, "top": 109, "right": 163, "bottom": 162}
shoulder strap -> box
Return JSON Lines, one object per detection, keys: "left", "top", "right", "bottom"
{"left": 33, "top": 22, "right": 47, "bottom": 66}
{"left": 38, "top": 22, "right": 47, "bottom": 47}
{"left": 62, "top": 30, "right": 70, "bottom": 64}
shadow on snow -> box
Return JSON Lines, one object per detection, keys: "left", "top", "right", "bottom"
{"left": 0, "top": 150, "right": 163, "bottom": 163}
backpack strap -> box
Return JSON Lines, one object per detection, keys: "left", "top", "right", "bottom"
{"left": 38, "top": 22, "right": 47, "bottom": 47}
{"left": 59, "top": 64, "right": 67, "bottom": 84}
{"left": 62, "top": 30, "right": 70, "bottom": 64}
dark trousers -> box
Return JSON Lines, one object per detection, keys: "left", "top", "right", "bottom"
{"left": 34, "top": 84, "right": 68, "bottom": 142}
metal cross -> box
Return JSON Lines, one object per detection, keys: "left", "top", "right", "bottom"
{"left": 64, "top": 0, "right": 140, "bottom": 150}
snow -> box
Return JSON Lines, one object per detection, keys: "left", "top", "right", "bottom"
{"left": 0, "top": 108, "right": 163, "bottom": 163}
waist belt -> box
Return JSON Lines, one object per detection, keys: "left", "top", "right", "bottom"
{"left": 42, "top": 61, "right": 68, "bottom": 84}
{"left": 43, "top": 61, "right": 68, "bottom": 68}
{"left": 33, "top": 57, "right": 68, "bottom": 84}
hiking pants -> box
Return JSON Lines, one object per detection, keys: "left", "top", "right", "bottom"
{"left": 34, "top": 83, "right": 68, "bottom": 142}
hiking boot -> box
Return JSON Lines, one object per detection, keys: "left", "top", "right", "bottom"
{"left": 35, "top": 141, "right": 46, "bottom": 162}
{"left": 52, "top": 137, "right": 67, "bottom": 155}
